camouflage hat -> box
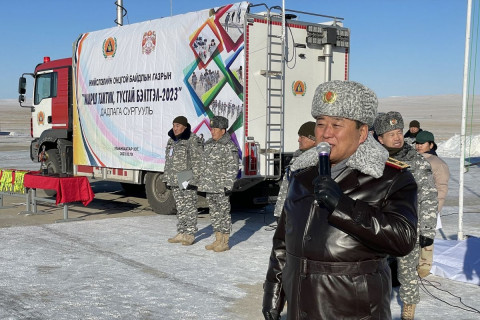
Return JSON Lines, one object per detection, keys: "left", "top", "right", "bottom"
{"left": 210, "top": 116, "right": 228, "bottom": 129}
{"left": 374, "top": 111, "right": 404, "bottom": 136}
{"left": 297, "top": 121, "right": 316, "bottom": 141}
{"left": 173, "top": 116, "right": 188, "bottom": 127}
{"left": 311, "top": 80, "right": 378, "bottom": 127}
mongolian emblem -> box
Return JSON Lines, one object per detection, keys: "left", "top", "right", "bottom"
{"left": 37, "top": 111, "right": 45, "bottom": 125}
{"left": 389, "top": 119, "right": 398, "bottom": 125}
{"left": 292, "top": 80, "right": 306, "bottom": 96}
{"left": 322, "top": 91, "right": 337, "bottom": 104}
{"left": 142, "top": 30, "right": 156, "bottom": 55}
{"left": 103, "top": 37, "right": 117, "bottom": 59}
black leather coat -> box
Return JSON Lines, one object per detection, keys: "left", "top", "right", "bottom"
{"left": 263, "top": 164, "right": 418, "bottom": 320}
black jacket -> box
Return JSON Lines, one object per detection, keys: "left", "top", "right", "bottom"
{"left": 263, "top": 163, "right": 418, "bottom": 320}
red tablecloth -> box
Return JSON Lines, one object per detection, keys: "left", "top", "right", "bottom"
{"left": 23, "top": 174, "right": 95, "bottom": 206}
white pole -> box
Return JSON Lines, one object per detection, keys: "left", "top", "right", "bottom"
{"left": 458, "top": 0, "right": 473, "bottom": 241}
{"left": 116, "top": 0, "right": 124, "bottom": 26}
{"left": 170, "top": 0, "right": 173, "bottom": 16}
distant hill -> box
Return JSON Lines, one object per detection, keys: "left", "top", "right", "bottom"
{"left": 0, "top": 99, "right": 18, "bottom": 107}
{"left": 379, "top": 94, "right": 479, "bottom": 142}
{"left": 0, "top": 99, "right": 31, "bottom": 135}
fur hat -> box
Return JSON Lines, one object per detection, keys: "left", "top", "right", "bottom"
{"left": 311, "top": 80, "right": 378, "bottom": 127}
{"left": 173, "top": 116, "right": 188, "bottom": 127}
{"left": 374, "top": 111, "right": 404, "bottom": 136}
{"left": 210, "top": 116, "right": 228, "bottom": 129}
{"left": 409, "top": 120, "right": 420, "bottom": 128}
{"left": 297, "top": 121, "right": 316, "bottom": 141}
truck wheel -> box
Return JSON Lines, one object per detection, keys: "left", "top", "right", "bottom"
{"left": 145, "top": 172, "right": 176, "bottom": 215}
{"left": 42, "top": 149, "right": 61, "bottom": 197}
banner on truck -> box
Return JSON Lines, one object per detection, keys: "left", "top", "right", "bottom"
{"left": 73, "top": 2, "right": 248, "bottom": 171}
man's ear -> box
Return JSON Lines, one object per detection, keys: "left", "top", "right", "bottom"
{"left": 359, "top": 124, "right": 369, "bottom": 144}
{"left": 378, "top": 135, "right": 384, "bottom": 145}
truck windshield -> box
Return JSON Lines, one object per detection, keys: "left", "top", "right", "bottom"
{"left": 34, "top": 72, "right": 57, "bottom": 105}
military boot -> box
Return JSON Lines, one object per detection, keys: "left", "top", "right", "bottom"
{"left": 205, "top": 232, "right": 222, "bottom": 250}
{"left": 182, "top": 234, "right": 195, "bottom": 246}
{"left": 213, "top": 233, "right": 230, "bottom": 252}
{"left": 401, "top": 303, "right": 416, "bottom": 320}
{"left": 167, "top": 233, "right": 184, "bottom": 243}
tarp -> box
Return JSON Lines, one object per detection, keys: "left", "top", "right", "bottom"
{"left": 72, "top": 2, "right": 248, "bottom": 171}
{"left": 431, "top": 237, "right": 480, "bottom": 285}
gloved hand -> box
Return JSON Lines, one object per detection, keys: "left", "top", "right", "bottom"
{"left": 417, "top": 244, "right": 434, "bottom": 278}
{"left": 419, "top": 235, "right": 434, "bottom": 248}
{"left": 262, "top": 281, "right": 284, "bottom": 320}
{"left": 224, "top": 187, "right": 232, "bottom": 196}
{"left": 313, "top": 175, "right": 343, "bottom": 212}
{"left": 262, "top": 309, "right": 280, "bottom": 320}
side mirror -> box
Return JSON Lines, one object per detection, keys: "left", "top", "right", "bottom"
{"left": 19, "top": 94, "right": 25, "bottom": 103}
{"left": 18, "top": 77, "right": 27, "bottom": 94}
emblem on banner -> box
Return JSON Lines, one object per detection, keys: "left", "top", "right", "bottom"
{"left": 142, "top": 30, "right": 156, "bottom": 55}
{"left": 292, "top": 80, "right": 306, "bottom": 96}
{"left": 37, "top": 111, "right": 45, "bottom": 125}
{"left": 103, "top": 37, "right": 117, "bottom": 59}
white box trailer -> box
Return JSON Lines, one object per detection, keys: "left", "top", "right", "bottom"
{"left": 244, "top": 5, "right": 349, "bottom": 181}
{"left": 18, "top": 2, "right": 349, "bottom": 214}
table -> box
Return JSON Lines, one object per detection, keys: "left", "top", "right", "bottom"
{"left": 22, "top": 173, "right": 95, "bottom": 222}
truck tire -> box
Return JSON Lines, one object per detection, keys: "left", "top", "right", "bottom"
{"left": 43, "top": 149, "right": 62, "bottom": 197}
{"left": 145, "top": 172, "right": 176, "bottom": 215}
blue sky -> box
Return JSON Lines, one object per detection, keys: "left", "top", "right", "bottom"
{"left": 0, "top": 0, "right": 470, "bottom": 99}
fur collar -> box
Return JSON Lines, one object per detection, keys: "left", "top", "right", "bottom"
{"left": 290, "top": 134, "right": 388, "bottom": 178}
{"left": 168, "top": 124, "right": 192, "bottom": 141}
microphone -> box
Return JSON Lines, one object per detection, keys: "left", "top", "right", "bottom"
{"left": 316, "top": 142, "right": 331, "bottom": 176}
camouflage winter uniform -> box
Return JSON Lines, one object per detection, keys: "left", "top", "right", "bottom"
{"left": 198, "top": 132, "right": 239, "bottom": 234}
{"left": 274, "top": 149, "right": 304, "bottom": 218}
{"left": 163, "top": 124, "right": 204, "bottom": 235}
{"left": 391, "top": 143, "right": 438, "bottom": 304}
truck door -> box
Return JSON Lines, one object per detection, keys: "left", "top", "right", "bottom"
{"left": 32, "top": 71, "right": 56, "bottom": 138}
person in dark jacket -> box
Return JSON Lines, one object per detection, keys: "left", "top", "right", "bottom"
{"left": 403, "top": 120, "right": 423, "bottom": 144}
{"left": 262, "top": 80, "right": 418, "bottom": 320}
{"left": 274, "top": 121, "right": 316, "bottom": 219}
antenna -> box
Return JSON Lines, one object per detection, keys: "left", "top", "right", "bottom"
{"left": 115, "top": 0, "right": 127, "bottom": 26}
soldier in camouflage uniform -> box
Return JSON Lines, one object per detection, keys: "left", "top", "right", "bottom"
{"left": 163, "top": 116, "right": 204, "bottom": 246}
{"left": 374, "top": 111, "right": 438, "bottom": 320}
{"left": 198, "top": 116, "right": 239, "bottom": 252}
{"left": 274, "top": 121, "right": 316, "bottom": 219}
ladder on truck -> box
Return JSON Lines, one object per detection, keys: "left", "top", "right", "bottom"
{"left": 263, "top": 6, "right": 286, "bottom": 179}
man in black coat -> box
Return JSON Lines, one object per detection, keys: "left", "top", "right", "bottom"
{"left": 262, "top": 80, "right": 418, "bottom": 320}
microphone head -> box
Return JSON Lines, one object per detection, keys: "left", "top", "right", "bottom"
{"left": 316, "top": 142, "right": 331, "bottom": 155}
